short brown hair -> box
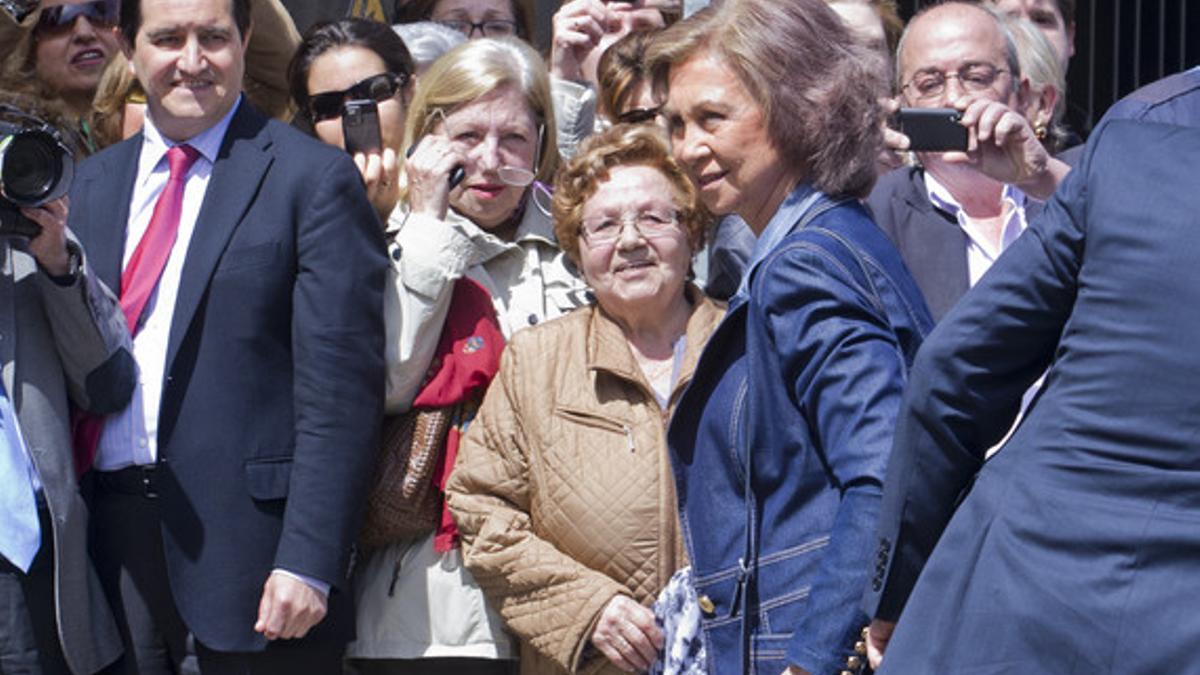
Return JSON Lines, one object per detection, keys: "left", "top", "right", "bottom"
{"left": 553, "top": 124, "right": 709, "bottom": 267}
{"left": 646, "top": 0, "right": 886, "bottom": 198}
{"left": 121, "top": 0, "right": 252, "bottom": 43}
{"left": 595, "top": 30, "right": 655, "bottom": 123}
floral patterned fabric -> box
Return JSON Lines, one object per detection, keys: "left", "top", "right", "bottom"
{"left": 650, "top": 567, "right": 706, "bottom": 675}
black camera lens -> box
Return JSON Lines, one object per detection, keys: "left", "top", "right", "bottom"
{"left": 1, "top": 129, "right": 73, "bottom": 207}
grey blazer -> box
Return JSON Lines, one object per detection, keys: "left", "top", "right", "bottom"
{"left": 1, "top": 235, "right": 133, "bottom": 674}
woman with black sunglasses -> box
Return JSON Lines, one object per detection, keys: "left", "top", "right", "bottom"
{"left": 0, "top": 0, "right": 121, "bottom": 153}
{"left": 289, "top": 18, "right": 415, "bottom": 220}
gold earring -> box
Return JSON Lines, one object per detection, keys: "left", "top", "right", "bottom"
{"left": 1035, "top": 124, "right": 1048, "bottom": 140}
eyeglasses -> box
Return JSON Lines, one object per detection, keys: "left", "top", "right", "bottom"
{"left": 307, "top": 71, "right": 409, "bottom": 123}
{"left": 901, "top": 63, "right": 1010, "bottom": 101}
{"left": 616, "top": 106, "right": 661, "bottom": 125}
{"left": 36, "top": 0, "right": 119, "bottom": 34}
{"left": 435, "top": 18, "right": 519, "bottom": 38}
{"left": 581, "top": 208, "right": 680, "bottom": 247}
{"left": 424, "top": 107, "right": 544, "bottom": 187}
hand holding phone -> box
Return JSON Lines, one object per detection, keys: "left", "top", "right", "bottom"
{"left": 952, "top": 97, "right": 1065, "bottom": 198}
{"left": 402, "top": 130, "right": 467, "bottom": 221}
{"left": 405, "top": 142, "right": 464, "bottom": 189}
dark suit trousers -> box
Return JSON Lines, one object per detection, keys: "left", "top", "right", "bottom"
{"left": 89, "top": 471, "right": 341, "bottom": 675}
{"left": 0, "top": 502, "right": 71, "bottom": 675}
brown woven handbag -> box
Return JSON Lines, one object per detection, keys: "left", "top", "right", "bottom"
{"left": 358, "top": 406, "right": 454, "bottom": 548}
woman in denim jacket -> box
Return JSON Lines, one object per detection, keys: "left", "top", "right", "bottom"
{"left": 645, "top": 1, "right": 934, "bottom": 673}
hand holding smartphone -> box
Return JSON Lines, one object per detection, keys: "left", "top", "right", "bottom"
{"left": 404, "top": 141, "right": 464, "bottom": 189}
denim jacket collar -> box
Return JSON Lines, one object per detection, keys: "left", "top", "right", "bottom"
{"left": 733, "top": 182, "right": 825, "bottom": 302}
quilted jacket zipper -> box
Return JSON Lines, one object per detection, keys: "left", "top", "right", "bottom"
{"left": 554, "top": 407, "right": 636, "bottom": 452}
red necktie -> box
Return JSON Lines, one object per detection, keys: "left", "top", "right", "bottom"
{"left": 72, "top": 144, "right": 201, "bottom": 476}
{"left": 121, "top": 144, "right": 201, "bottom": 334}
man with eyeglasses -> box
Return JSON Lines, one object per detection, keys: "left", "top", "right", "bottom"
{"left": 859, "top": 93, "right": 1200, "bottom": 675}
{"left": 866, "top": 1, "right": 1071, "bottom": 322}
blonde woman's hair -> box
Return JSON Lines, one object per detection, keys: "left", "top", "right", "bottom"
{"left": 88, "top": 51, "right": 142, "bottom": 150}
{"left": 0, "top": 8, "right": 79, "bottom": 118}
{"left": 402, "top": 37, "right": 557, "bottom": 184}
{"left": 1005, "top": 14, "right": 1068, "bottom": 152}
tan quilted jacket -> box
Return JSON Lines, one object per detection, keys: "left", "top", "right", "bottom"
{"left": 446, "top": 288, "right": 724, "bottom": 675}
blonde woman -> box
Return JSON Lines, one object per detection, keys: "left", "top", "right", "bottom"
{"left": 346, "top": 38, "right": 588, "bottom": 675}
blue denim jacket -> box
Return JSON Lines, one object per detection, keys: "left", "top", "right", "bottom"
{"left": 667, "top": 186, "right": 933, "bottom": 674}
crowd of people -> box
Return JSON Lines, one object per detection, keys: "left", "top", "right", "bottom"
{"left": 3, "top": 0, "right": 1200, "bottom": 674}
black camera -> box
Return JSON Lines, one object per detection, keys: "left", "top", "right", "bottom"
{"left": 0, "top": 106, "right": 76, "bottom": 238}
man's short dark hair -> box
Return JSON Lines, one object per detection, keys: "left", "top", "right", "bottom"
{"left": 1056, "top": 0, "right": 1075, "bottom": 24}
{"left": 121, "top": 0, "right": 252, "bottom": 44}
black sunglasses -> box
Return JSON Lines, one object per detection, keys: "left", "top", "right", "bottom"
{"left": 307, "top": 72, "right": 409, "bottom": 123}
{"left": 36, "top": 0, "right": 119, "bottom": 33}
{"left": 616, "top": 106, "right": 662, "bottom": 125}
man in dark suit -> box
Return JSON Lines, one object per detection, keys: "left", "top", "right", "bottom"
{"left": 1058, "top": 64, "right": 1200, "bottom": 165}
{"left": 1, "top": 176, "right": 133, "bottom": 672}
{"left": 867, "top": 2, "right": 1071, "bottom": 321}
{"left": 1100, "top": 65, "right": 1200, "bottom": 126}
{"left": 66, "top": 0, "right": 386, "bottom": 671}
{"left": 863, "top": 119, "right": 1200, "bottom": 672}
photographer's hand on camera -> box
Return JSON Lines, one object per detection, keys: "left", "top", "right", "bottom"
{"left": 945, "top": 96, "right": 1069, "bottom": 200}
{"left": 404, "top": 134, "right": 462, "bottom": 222}
{"left": 19, "top": 195, "right": 73, "bottom": 278}
{"left": 354, "top": 147, "right": 401, "bottom": 222}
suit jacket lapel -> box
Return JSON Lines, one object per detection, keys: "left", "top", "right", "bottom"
{"left": 899, "top": 170, "right": 969, "bottom": 320}
{"left": 166, "top": 104, "right": 273, "bottom": 370}
{"left": 84, "top": 138, "right": 141, "bottom": 292}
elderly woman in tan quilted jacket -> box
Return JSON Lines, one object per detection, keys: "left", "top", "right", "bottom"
{"left": 446, "top": 124, "right": 723, "bottom": 675}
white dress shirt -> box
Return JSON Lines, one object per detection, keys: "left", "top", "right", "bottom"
{"left": 924, "top": 172, "right": 1043, "bottom": 456}
{"left": 93, "top": 101, "right": 239, "bottom": 471}
{"left": 924, "top": 171, "right": 1029, "bottom": 287}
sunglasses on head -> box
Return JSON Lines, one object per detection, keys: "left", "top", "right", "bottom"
{"left": 307, "top": 72, "right": 409, "bottom": 123}
{"left": 36, "top": 0, "right": 119, "bottom": 33}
